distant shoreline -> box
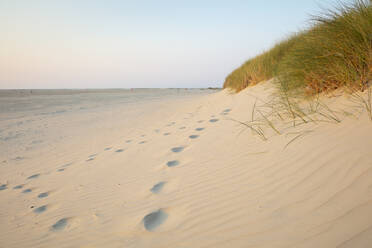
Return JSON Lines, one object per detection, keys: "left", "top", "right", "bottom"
{"left": 0, "top": 88, "right": 221, "bottom": 97}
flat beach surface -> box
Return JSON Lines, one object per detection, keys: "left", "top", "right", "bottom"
{"left": 1, "top": 84, "right": 372, "bottom": 247}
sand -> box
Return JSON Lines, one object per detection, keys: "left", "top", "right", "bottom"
{"left": 1, "top": 84, "right": 372, "bottom": 248}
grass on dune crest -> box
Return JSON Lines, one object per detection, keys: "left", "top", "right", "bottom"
{"left": 280, "top": 0, "right": 372, "bottom": 94}
{"left": 225, "top": 1, "right": 372, "bottom": 148}
{"left": 223, "top": 35, "right": 301, "bottom": 92}
{"left": 224, "top": 0, "right": 372, "bottom": 95}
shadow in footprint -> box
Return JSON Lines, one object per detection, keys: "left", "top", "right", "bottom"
{"left": 62, "top": 162, "right": 73, "bottom": 168}
{"left": 22, "top": 188, "right": 32, "bottom": 193}
{"left": 150, "top": 182, "right": 166, "bottom": 194}
{"left": 143, "top": 209, "right": 168, "bottom": 231}
{"left": 104, "top": 147, "right": 112, "bottom": 151}
{"left": 198, "top": 120, "right": 204, "bottom": 123}
{"left": 51, "top": 218, "right": 69, "bottom": 231}
{"left": 27, "top": 174, "right": 40, "bottom": 180}
{"left": 88, "top": 154, "right": 97, "bottom": 158}
{"left": 139, "top": 141, "right": 147, "bottom": 144}
{"left": 115, "top": 149, "right": 124, "bottom": 153}
{"left": 167, "top": 160, "right": 180, "bottom": 167}
{"left": 126, "top": 140, "right": 132, "bottom": 143}
{"left": 38, "top": 192, "right": 49, "bottom": 198}
{"left": 189, "top": 135, "right": 199, "bottom": 139}
{"left": 163, "top": 133, "right": 171, "bottom": 136}
{"left": 34, "top": 205, "right": 47, "bottom": 214}
{"left": 0, "top": 184, "right": 7, "bottom": 191}
{"left": 13, "top": 156, "right": 24, "bottom": 161}
{"left": 13, "top": 184, "right": 24, "bottom": 190}
{"left": 171, "top": 147, "right": 184, "bottom": 153}
{"left": 86, "top": 158, "right": 95, "bottom": 162}
{"left": 209, "top": 118, "right": 219, "bottom": 123}
{"left": 220, "top": 109, "right": 231, "bottom": 115}
{"left": 195, "top": 128, "right": 205, "bottom": 132}
{"left": 57, "top": 168, "right": 65, "bottom": 172}
{"left": 167, "top": 122, "right": 176, "bottom": 127}
{"left": 179, "top": 126, "right": 186, "bottom": 130}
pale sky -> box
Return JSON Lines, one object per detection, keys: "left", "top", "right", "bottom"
{"left": 0, "top": 0, "right": 352, "bottom": 89}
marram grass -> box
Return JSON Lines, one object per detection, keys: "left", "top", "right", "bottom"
{"left": 223, "top": 35, "right": 301, "bottom": 92}
{"left": 223, "top": 0, "right": 372, "bottom": 95}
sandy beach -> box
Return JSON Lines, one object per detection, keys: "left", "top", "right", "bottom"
{"left": 0, "top": 84, "right": 371, "bottom": 247}
{"left": 1, "top": 0, "right": 371, "bottom": 246}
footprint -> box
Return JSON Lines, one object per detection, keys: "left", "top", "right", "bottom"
{"left": 62, "top": 162, "right": 73, "bottom": 168}
{"left": 195, "top": 128, "right": 204, "bottom": 132}
{"left": 198, "top": 120, "right": 204, "bottom": 123}
{"left": 57, "top": 168, "right": 65, "bottom": 172}
{"left": 189, "top": 135, "right": 199, "bottom": 139}
{"left": 171, "top": 147, "right": 184, "bottom": 153}
{"left": 22, "top": 188, "right": 33, "bottom": 193}
{"left": 179, "top": 127, "right": 186, "bottom": 130}
{"left": 139, "top": 141, "right": 147, "bottom": 144}
{"left": 0, "top": 184, "right": 7, "bottom": 191}
{"left": 34, "top": 205, "right": 47, "bottom": 214}
{"left": 167, "top": 160, "right": 180, "bottom": 167}
{"left": 88, "top": 154, "right": 97, "bottom": 158}
{"left": 125, "top": 140, "right": 132, "bottom": 143}
{"left": 115, "top": 149, "right": 124, "bottom": 153}
{"left": 13, "top": 184, "right": 24, "bottom": 190}
{"left": 51, "top": 218, "right": 69, "bottom": 231}
{"left": 38, "top": 192, "right": 49, "bottom": 198}
{"left": 209, "top": 118, "right": 219, "bottom": 123}
{"left": 163, "top": 133, "right": 171, "bottom": 136}
{"left": 143, "top": 209, "right": 168, "bottom": 231}
{"left": 86, "top": 158, "right": 95, "bottom": 162}
{"left": 221, "top": 109, "right": 231, "bottom": 115}
{"left": 13, "top": 156, "right": 24, "bottom": 161}
{"left": 104, "top": 147, "right": 112, "bottom": 151}
{"left": 27, "top": 174, "right": 40, "bottom": 180}
{"left": 167, "top": 122, "right": 176, "bottom": 127}
{"left": 150, "top": 182, "right": 166, "bottom": 194}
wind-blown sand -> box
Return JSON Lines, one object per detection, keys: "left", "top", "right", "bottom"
{"left": 1, "top": 84, "right": 372, "bottom": 247}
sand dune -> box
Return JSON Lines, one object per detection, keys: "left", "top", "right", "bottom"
{"left": 1, "top": 83, "right": 372, "bottom": 247}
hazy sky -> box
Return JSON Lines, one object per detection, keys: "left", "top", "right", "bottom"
{"left": 0, "top": 0, "right": 352, "bottom": 89}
